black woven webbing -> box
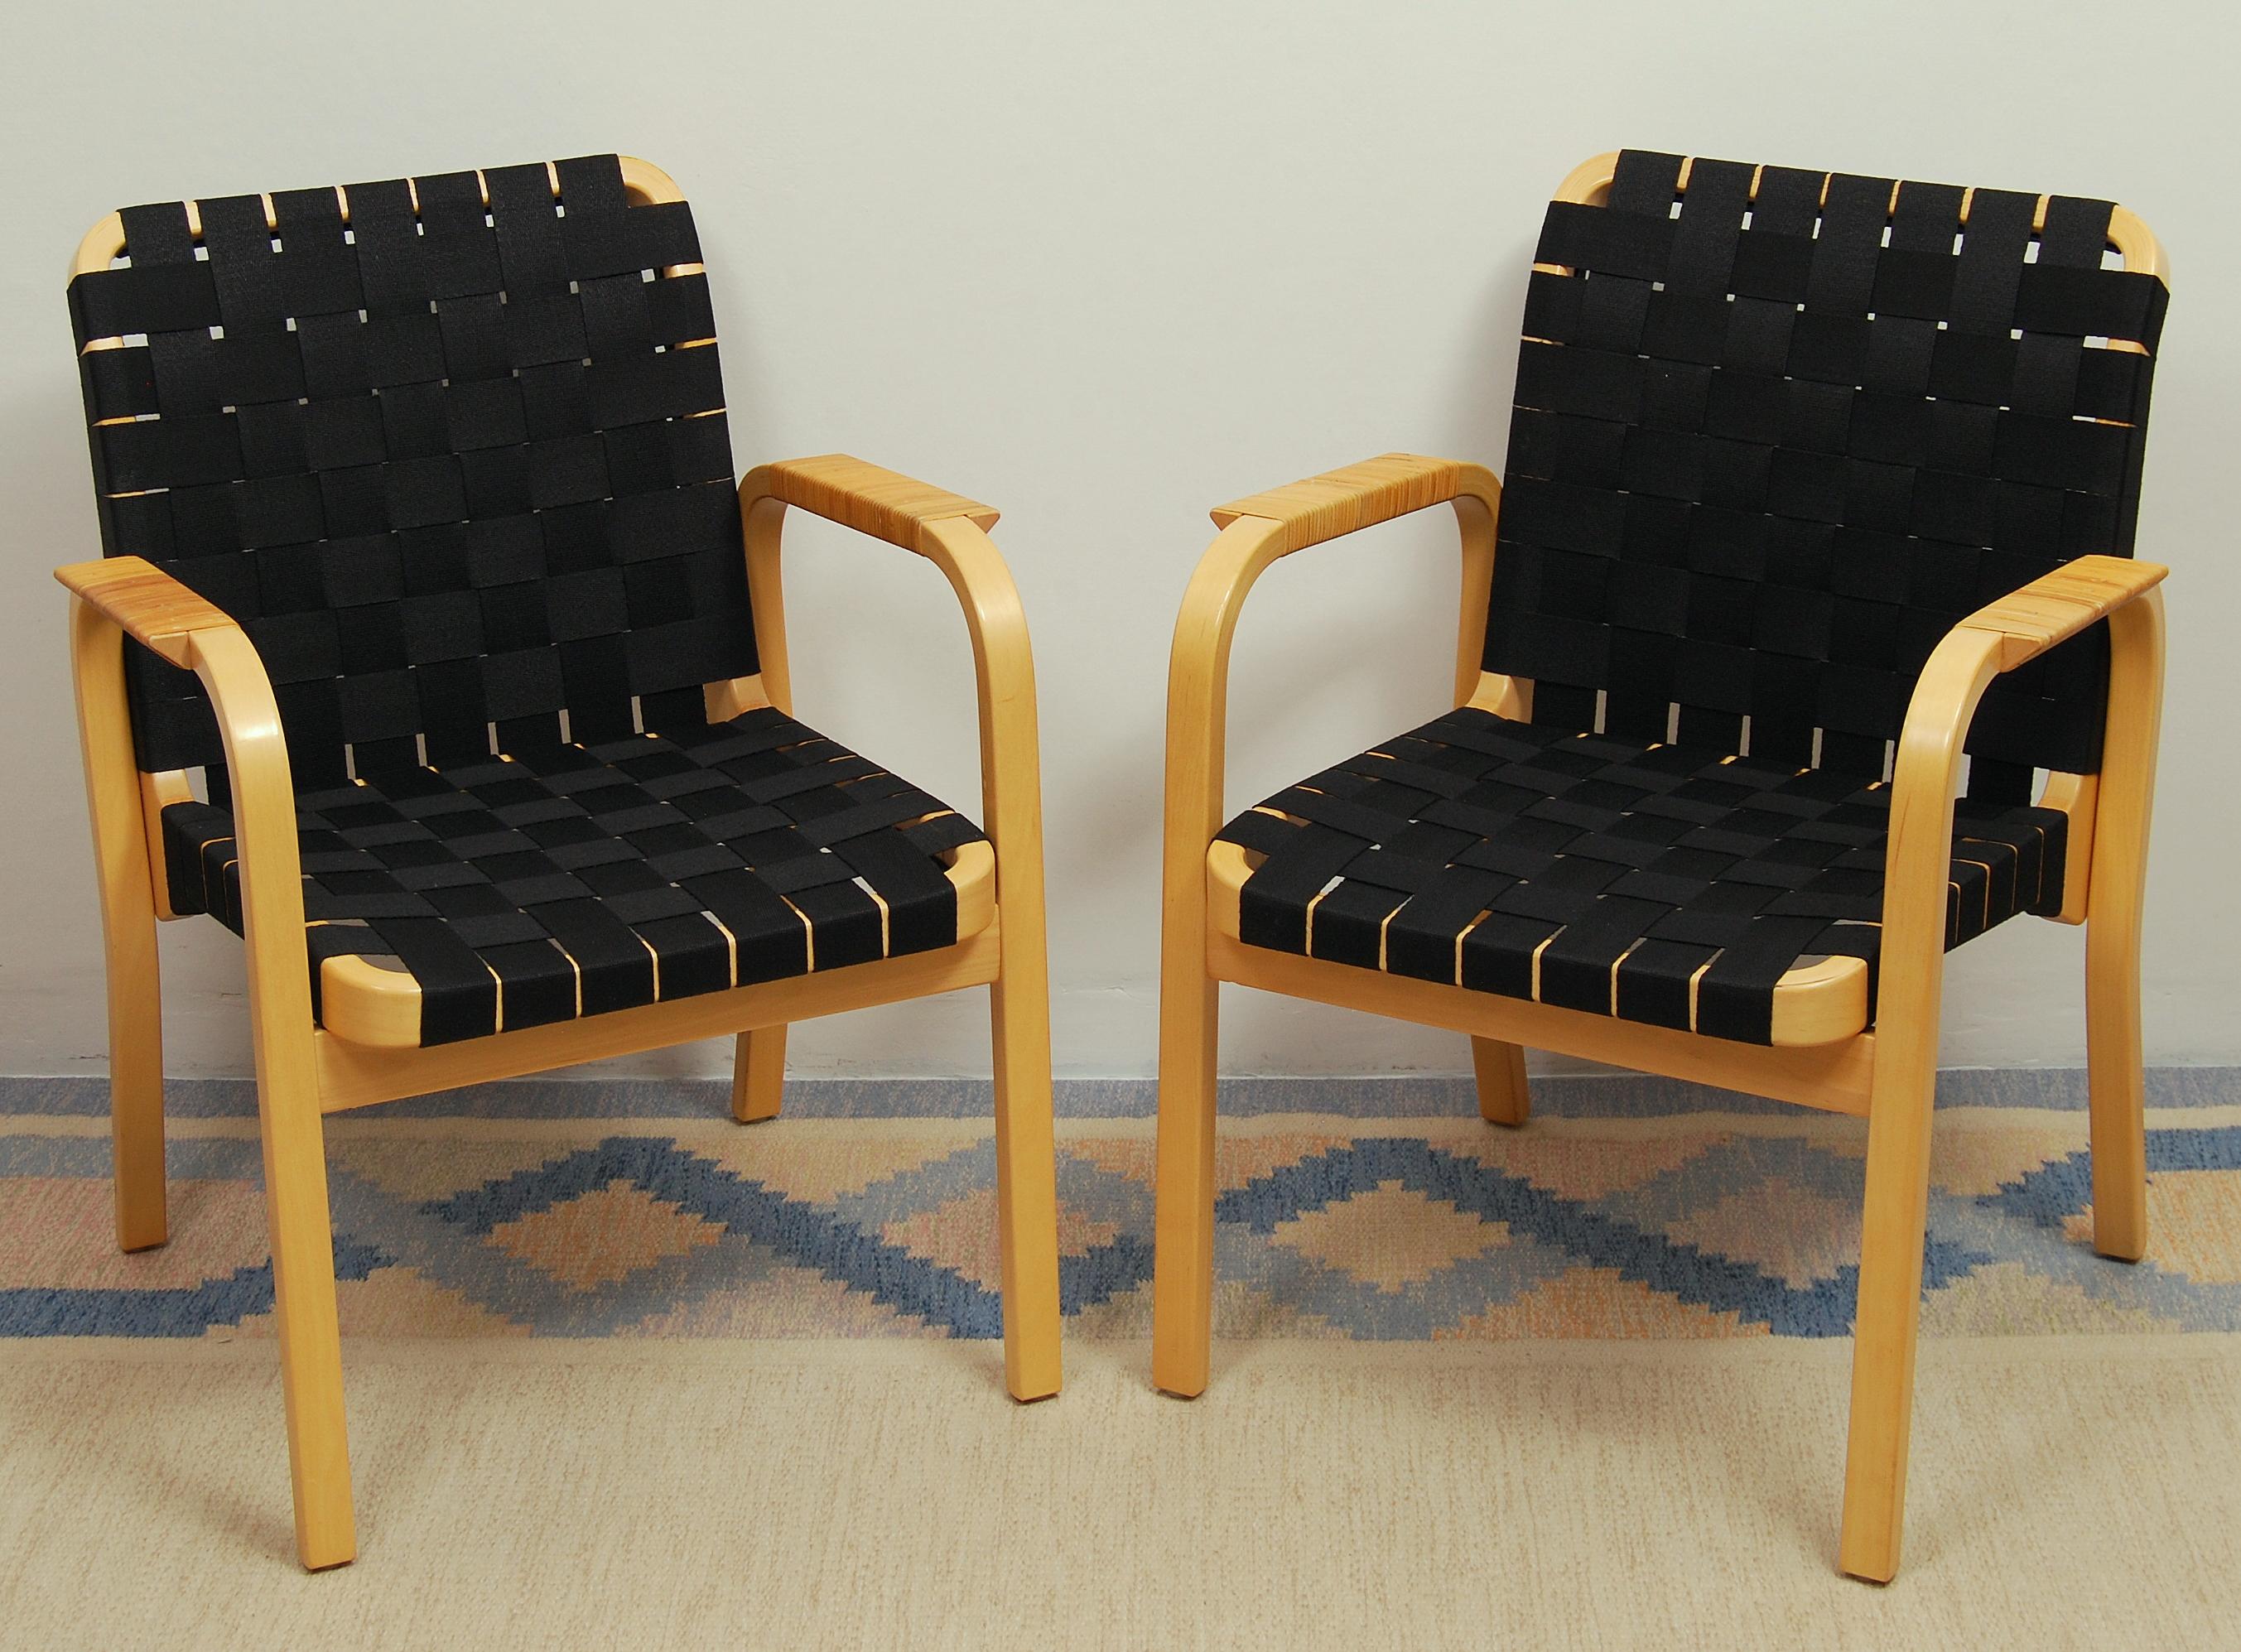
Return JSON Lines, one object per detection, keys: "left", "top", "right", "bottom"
{"left": 68, "top": 154, "right": 749, "bottom": 786}
{"left": 1488, "top": 151, "right": 2165, "bottom": 797}
{"left": 1219, "top": 708, "right": 2066, "bottom": 1045}
{"left": 159, "top": 707, "right": 985, "bottom": 1046}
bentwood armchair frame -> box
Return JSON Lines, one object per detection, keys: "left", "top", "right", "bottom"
{"left": 1151, "top": 153, "right": 2167, "bottom": 1582}
{"left": 61, "top": 158, "right": 1061, "bottom": 1570}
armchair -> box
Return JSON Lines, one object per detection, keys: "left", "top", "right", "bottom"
{"left": 1152, "top": 152, "right": 2170, "bottom": 1581}
{"left": 60, "top": 156, "right": 1062, "bottom": 1568}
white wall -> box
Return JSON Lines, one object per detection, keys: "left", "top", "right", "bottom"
{"left": 2, "top": 0, "right": 2234, "bottom": 1079}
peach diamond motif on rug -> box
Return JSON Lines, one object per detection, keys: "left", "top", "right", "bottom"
{"left": 3, "top": 1079, "right": 2239, "bottom": 1343}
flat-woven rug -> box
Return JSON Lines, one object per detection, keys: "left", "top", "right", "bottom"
{"left": 5, "top": 1071, "right": 2238, "bottom": 1342}
{"left": 3, "top": 1072, "right": 2239, "bottom": 1650}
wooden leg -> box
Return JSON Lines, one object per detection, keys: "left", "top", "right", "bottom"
{"left": 1152, "top": 945, "right": 1218, "bottom": 1399}
{"left": 1472, "top": 1038, "right": 1530, "bottom": 1128}
{"left": 255, "top": 1035, "right": 356, "bottom": 1569}
{"left": 730, "top": 1025, "right": 787, "bottom": 1124}
{"left": 990, "top": 966, "right": 1063, "bottom": 1402}
{"left": 104, "top": 875, "right": 168, "bottom": 1254}
{"left": 890, "top": 513, "right": 1060, "bottom": 1401}
{"left": 1838, "top": 1061, "right": 1938, "bottom": 1583}
{"left": 2082, "top": 592, "right": 2162, "bottom": 1264}
{"left": 2085, "top": 916, "right": 2148, "bottom": 1262}
{"left": 70, "top": 602, "right": 169, "bottom": 1253}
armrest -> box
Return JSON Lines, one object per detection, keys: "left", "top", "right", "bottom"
{"left": 59, "top": 554, "right": 312, "bottom": 1029}
{"left": 735, "top": 452, "right": 1030, "bottom": 744}
{"left": 56, "top": 554, "right": 242, "bottom": 666}
{"left": 1186, "top": 458, "right": 1502, "bottom": 689}
{"left": 1165, "top": 450, "right": 1501, "bottom": 843}
{"left": 1891, "top": 554, "right": 2166, "bottom": 798}
{"left": 1161, "top": 452, "right": 1507, "bottom": 1024}
{"left": 733, "top": 455, "right": 1046, "bottom": 944}
{"left": 1877, "top": 554, "right": 2167, "bottom": 1004}
{"left": 1942, "top": 555, "right": 2166, "bottom": 671}
{"left": 744, "top": 454, "right": 1000, "bottom": 555}
{"left": 1210, "top": 452, "right": 1496, "bottom": 554}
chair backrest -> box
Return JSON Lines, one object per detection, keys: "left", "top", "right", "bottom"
{"left": 1484, "top": 149, "right": 2166, "bottom": 801}
{"left": 67, "top": 153, "right": 751, "bottom": 789}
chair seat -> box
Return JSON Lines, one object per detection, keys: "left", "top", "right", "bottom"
{"left": 160, "top": 707, "right": 991, "bottom": 1048}
{"left": 1212, "top": 707, "right": 2072, "bottom": 1047}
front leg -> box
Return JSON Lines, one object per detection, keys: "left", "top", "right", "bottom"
{"left": 990, "top": 953, "right": 1063, "bottom": 1402}
{"left": 256, "top": 1031, "right": 356, "bottom": 1570}
{"left": 1151, "top": 951, "right": 1219, "bottom": 1397}
{"left": 2084, "top": 590, "right": 2164, "bottom": 1262}
{"left": 1838, "top": 1055, "right": 1938, "bottom": 1582}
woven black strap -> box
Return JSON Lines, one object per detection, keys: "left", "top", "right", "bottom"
{"left": 69, "top": 154, "right": 748, "bottom": 785}
{"left": 159, "top": 706, "right": 985, "bottom": 1046}
{"left": 1217, "top": 708, "right": 2066, "bottom": 1045}
{"left": 1487, "top": 150, "right": 2164, "bottom": 797}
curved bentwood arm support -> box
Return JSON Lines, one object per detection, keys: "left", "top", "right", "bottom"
{"left": 57, "top": 554, "right": 354, "bottom": 1568}
{"left": 730, "top": 455, "right": 1046, "bottom": 990}
{"left": 1841, "top": 551, "right": 2166, "bottom": 1581}
{"left": 59, "top": 561, "right": 318, "bottom": 992}
{"left": 1151, "top": 452, "right": 1502, "bottom": 1399}
{"left": 728, "top": 455, "right": 1062, "bottom": 1403}
{"left": 1164, "top": 454, "right": 1506, "bottom": 988}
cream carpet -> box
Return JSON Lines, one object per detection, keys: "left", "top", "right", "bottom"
{"left": 1, "top": 1334, "right": 2235, "bottom": 1650}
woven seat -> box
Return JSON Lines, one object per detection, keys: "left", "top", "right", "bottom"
{"left": 159, "top": 707, "right": 989, "bottom": 1047}
{"left": 1215, "top": 706, "right": 2067, "bottom": 1046}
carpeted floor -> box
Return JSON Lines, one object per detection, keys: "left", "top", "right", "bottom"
{"left": 1, "top": 1072, "right": 2237, "bottom": 1647}
{"left": 2, "top": 1337, "right": 2239, "bottom": 1650}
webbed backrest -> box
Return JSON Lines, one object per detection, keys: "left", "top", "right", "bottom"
{"left": 67, "top": 152, "right": 750, "bottom": 787}
{"left": 1486, "top": 149, "right": 2166, "bottom": 799}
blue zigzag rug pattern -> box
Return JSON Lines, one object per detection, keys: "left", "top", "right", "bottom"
{"left": 3, "top": 1077, "right": 2237, "bottom": 1341}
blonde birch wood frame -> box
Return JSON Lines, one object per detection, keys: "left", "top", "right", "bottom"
{"left": 1152, "top": 154, "right": 2171, "bottom": 1586}
{"left": 60, "top": 160, "right": 1063, "bottom": 1567}
{"left": 63, "top": 562, "right": 354, "bottom": 1570}
{"left": 723, "top": 454, "right": 1063, "bottom": 1416}
{"left": 1839, "top": 557, "right": 2163, "bottom": 1582}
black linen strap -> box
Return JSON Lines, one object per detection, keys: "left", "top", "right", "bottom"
{"left": 1492, "top": 149, "right": 2163, "bottom": 787}
{"left": 1217, "top": 707, "right": 2066, "bottom": 1045}
{"left": 160, "top": 706, "right": 983, "bottom": 1046}
{"left": 69, "top": 154, "right": 749, "bottom": 786}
